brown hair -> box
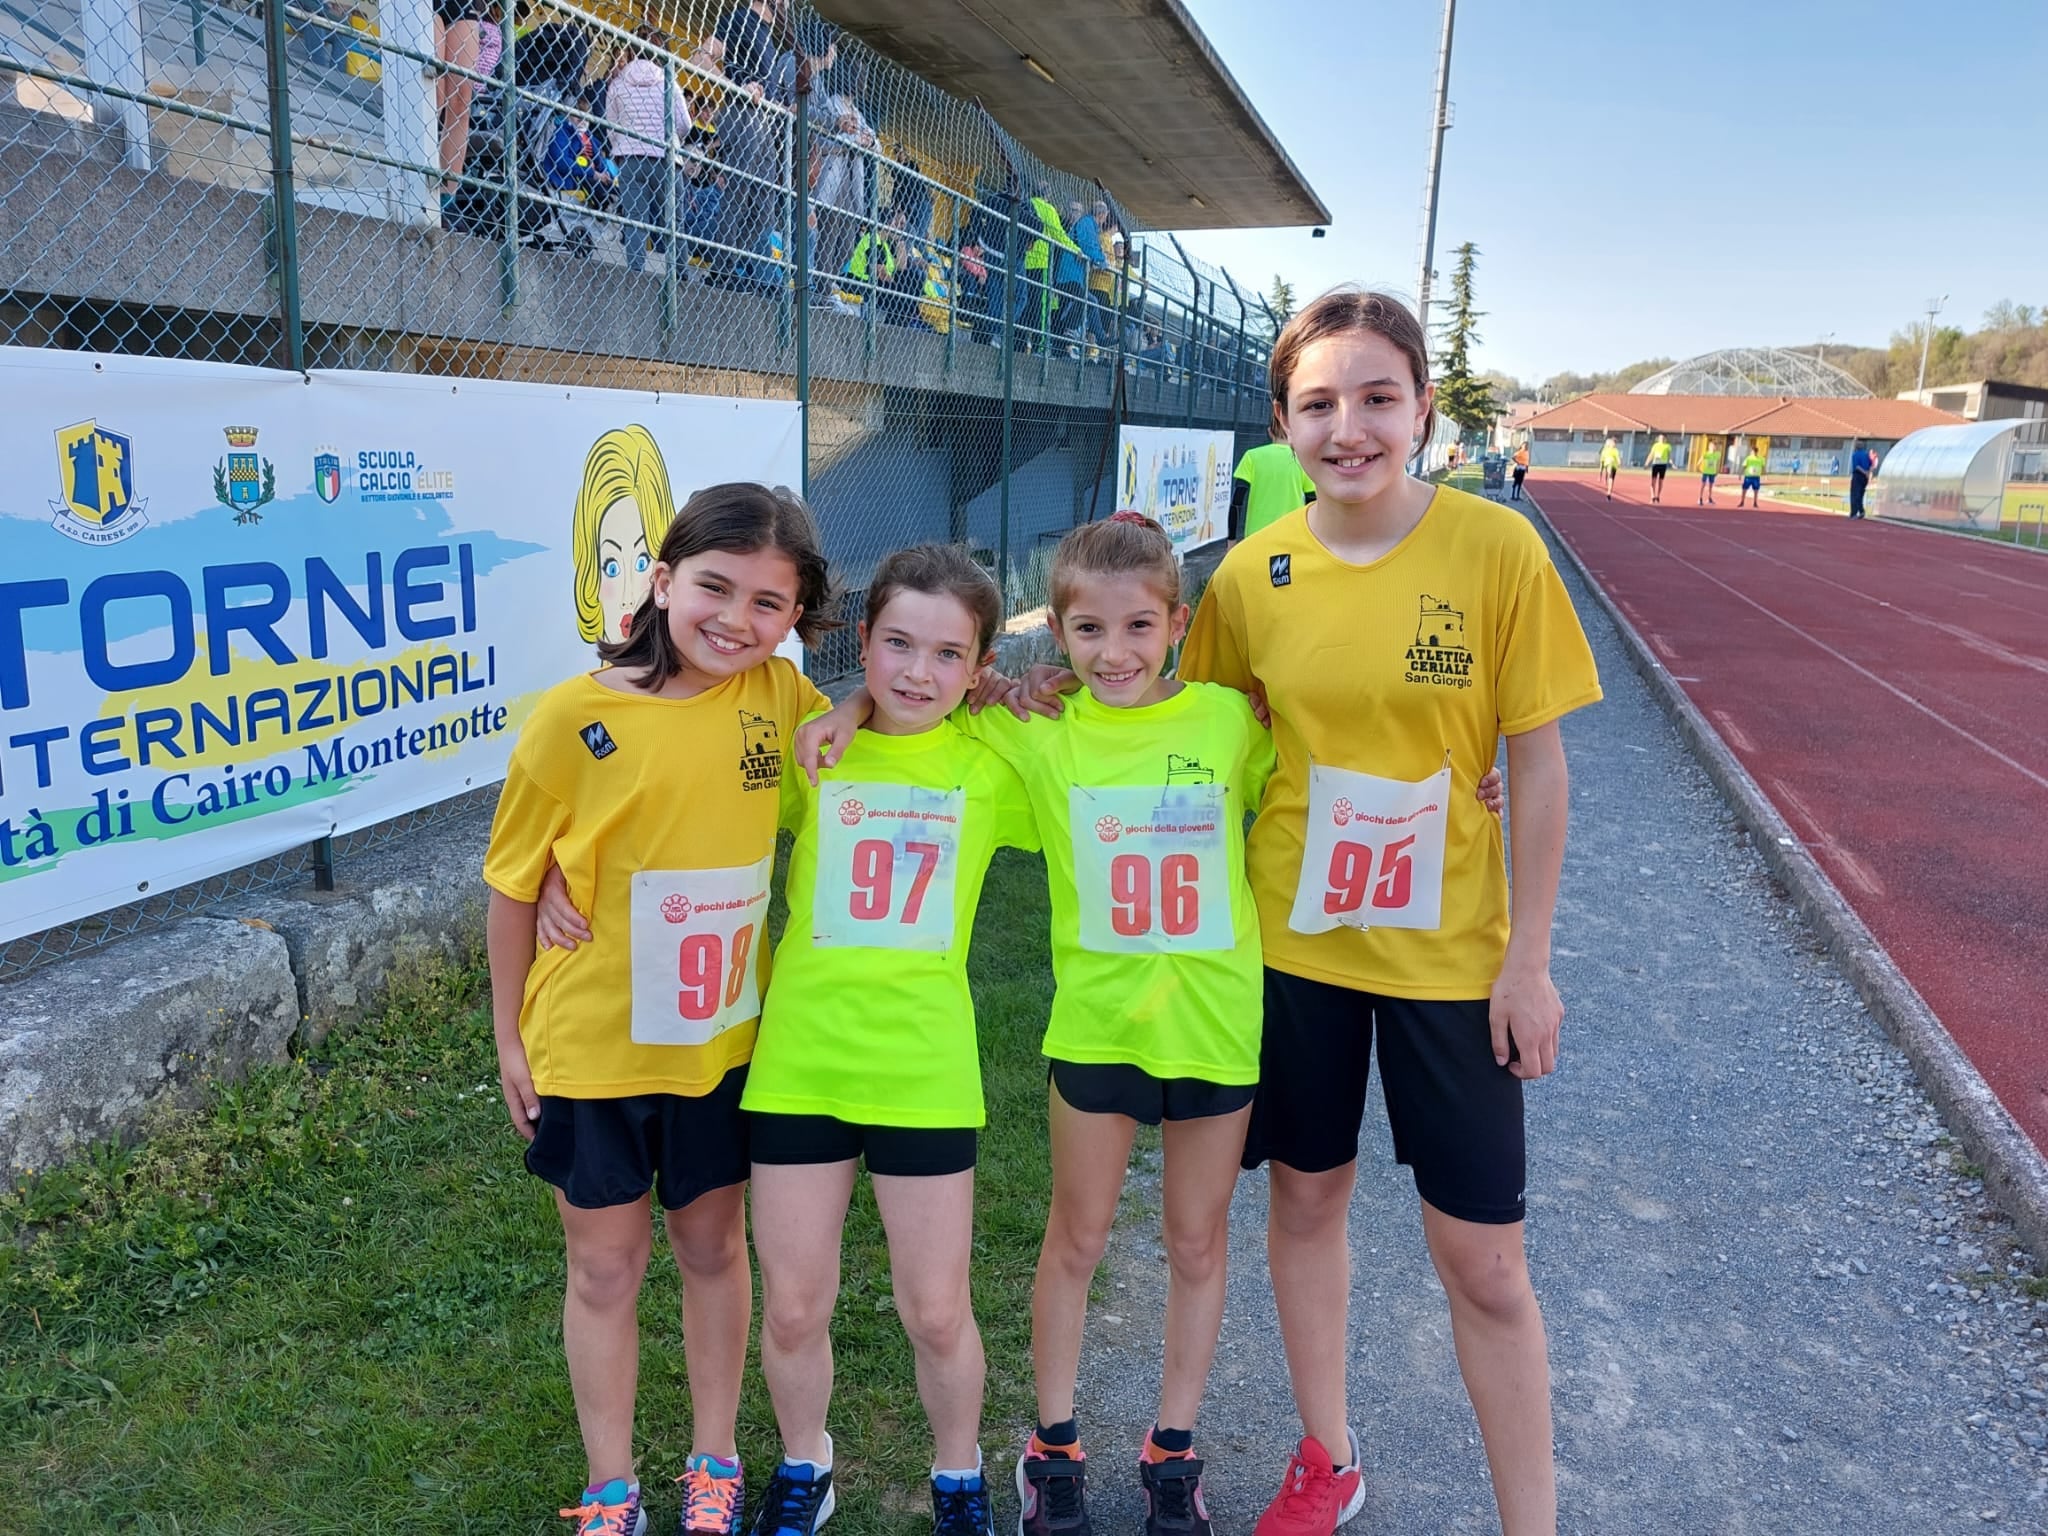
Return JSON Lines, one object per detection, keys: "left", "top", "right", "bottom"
{"left": 598, "top": 481, "right": 837, "bottom": 692}
{"left": 1268, "top": 286, "right": 1435, "bottom": 447}
{"left": 1049, "top": 510, "right": 1180, "bottom": 615}
{"left": 864, "top": 542, "right": 1003, "bottom": 656}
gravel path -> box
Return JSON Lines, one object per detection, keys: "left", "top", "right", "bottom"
{"left": 1063, "top": 509, "right": 2048, "bottom": 1535}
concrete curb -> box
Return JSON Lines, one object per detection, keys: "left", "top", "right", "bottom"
{"left": 0, "top": 800, "right": 496, "bottom": 1176}
{"left": 1524, "top": 485, "right": 2048, "bottom": 1262}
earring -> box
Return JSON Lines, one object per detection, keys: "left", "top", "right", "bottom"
{"left": 654, "top": 594, "right": 667, "bottom": 608}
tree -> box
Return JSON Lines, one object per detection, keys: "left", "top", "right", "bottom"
{"left": 1432, "top": 241, "right": 1497, "bottom": 436}
{"left": 1267, "top": 274, "right": 1296, "bottom": 336}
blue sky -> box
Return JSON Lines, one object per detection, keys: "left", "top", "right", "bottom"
{"left": 1171, "top": 0, "right": 2047, "bottom": 385}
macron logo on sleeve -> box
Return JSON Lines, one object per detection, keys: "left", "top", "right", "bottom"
{"left": 1269, "top": 553, "right": 1291, "bottom": 588}
{"left": 580, "top": 721, "right": 618, "bottom": 760}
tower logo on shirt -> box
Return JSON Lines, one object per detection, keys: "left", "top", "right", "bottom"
{"left": 660, "top": 893, "right": 694, "bottom": 924}
{"left": 1165, "top": 754, "right": 1213, "bottom": 787}
{"left": 838, "top": 797, "right": 866, "bottom": 826}
{"left": 1404, "top": 594, "right": 1474, "bottom": 690}
{"left": 739, "top": 709, "right": 782, "bottom": 792}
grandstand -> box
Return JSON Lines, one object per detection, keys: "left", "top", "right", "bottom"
{"left": 0, "top": 0, "right": 1319, "bottom": 665}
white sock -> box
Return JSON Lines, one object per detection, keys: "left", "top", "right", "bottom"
{"left": 785, "top": 1431, "right": 833, "bottom": 1473}
{"left": 933, "top": 1448, "right": 984, "bottom": 1482}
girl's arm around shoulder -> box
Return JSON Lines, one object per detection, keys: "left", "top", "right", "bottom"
{"left": 965, "top": 740, "right": 1041, "bottom": 854}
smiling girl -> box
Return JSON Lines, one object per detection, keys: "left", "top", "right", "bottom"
{"left": 485, "top": 482, "right": 833, "bottom": 1536}
{"left": 1178, "top": 289, "right": 1602, "bottom": 1536}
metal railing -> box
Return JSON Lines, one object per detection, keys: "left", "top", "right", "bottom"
{"left": 0, "top": 0, "right": 1279, "bottom": 975}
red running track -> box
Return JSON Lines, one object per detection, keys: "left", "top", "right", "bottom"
{"left": 1530, "top": 470, "right": 2048, "bottom": 1152}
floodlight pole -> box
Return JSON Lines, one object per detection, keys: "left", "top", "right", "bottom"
{"left": 1415, "top": 0, "right": 1455, "bottom": 332}
{"left": 1915, "top": 294, "right": 1948, "bottom": 395}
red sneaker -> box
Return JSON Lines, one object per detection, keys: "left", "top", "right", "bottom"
{"left": 1251, "top": 1434, "right": 1363, "bottom": 1536}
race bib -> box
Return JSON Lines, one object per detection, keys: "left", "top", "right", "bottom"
{"left": 811, "top": 781, "right": 965, "bottom": 952}
{"left": 1069, "top": 784, "right": 1233, "bottom": 953}
{"left": 1288, "top": 761, "right": 1450, "bottom": 935}
{"left": 630, "top": 858, "right": 772, "bottom": 1045}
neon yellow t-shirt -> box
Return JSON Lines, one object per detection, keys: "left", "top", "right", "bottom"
{"left": 1702, "top": 448, "right": 1724, "bottom": 474}
{"left": 1236, "top": 442, "right": 1318, "bottom": 538}
{"left": 483, "top": 659, "right": 829, "bottom": 1097}
{"left": 1649, "top": 440, "right": 1673, "bottom": 465}
{"left": 960, "top": 683, "right": 1276, "bottom": 1083}
{"left": 1599, "top": 443, "right": 1621, "bottom": 470}
{"left": 743, "top": 718, "right": 1039, "bottom": 1128}
{"left": 1180, "top": 486, "right": 1602, "bottom": 999}
{"left": 1743, "top": 453, "right": 1765, "bottom": 476}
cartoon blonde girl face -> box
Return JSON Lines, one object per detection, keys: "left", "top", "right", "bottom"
{"left": 571, "top": 425, "right": 676, "bottom": 644}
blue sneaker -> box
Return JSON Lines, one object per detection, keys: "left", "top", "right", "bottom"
{"left": 931, "top": 1470, "right": 995, "bottom": 1536}
{"left": 749, "top": 1449, "right": 835, "bottom": 1536}
{"left": 561, "top": 1477, "right": 647, "bottom": 1536}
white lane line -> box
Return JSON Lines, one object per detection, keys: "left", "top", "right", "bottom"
{"left": 1582, "top": 507, "right": 2048, "bottom": 796}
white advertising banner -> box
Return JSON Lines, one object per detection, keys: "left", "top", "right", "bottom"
{"left": 0, "top": 346, "right": 804, "bottom": 943}
{"left": 1116, "top": 425, "right": 1233, "bottom": 559}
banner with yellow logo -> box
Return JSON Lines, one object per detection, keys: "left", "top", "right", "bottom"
{"left": 0, "top": 347, "right": 801, "bottom": 942}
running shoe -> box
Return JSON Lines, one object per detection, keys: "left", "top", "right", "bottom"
{"left": 931, "top": 1469, "right": 996, "bottom": 1536}
{"left": 678, "top": 1453, "right": 745, "bottom": 1536}
{"left": 1250, "top": 1433, "right": 1363, "bottom": 1536}
{"left": 1015, "top": 1443, "right": 1092, "bottom": 1536}
{"left": 1138, "top": 1452, "right": 1211, "bottom": 1536}
{"left": 561, "top": 1477, "right": 647, "bottom": 1536}
{"left": 750, "top": 1454, "right": 835, "bottom": 1536}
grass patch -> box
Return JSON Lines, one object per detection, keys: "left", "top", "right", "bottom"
{"left": 0, "top": 846, "right": 1057, "bottom": 1534}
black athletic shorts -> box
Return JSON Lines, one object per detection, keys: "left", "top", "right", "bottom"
{"left": 750, "top": 1112, "right": 977, "bottom": 1177}
{"left": 1649, "top": 462, "right": 1668, "bottom": 481}
{"left": 1241, "top": 969, "right": 1526, "bottom": 1225}
{"left": 525, "top": 1065, "right": 750, "bottom": 1211}
{"left": 1050, "top": 1059, "right": 1256, "bottom": 1126}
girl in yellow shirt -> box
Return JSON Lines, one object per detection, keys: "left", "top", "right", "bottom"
{"left": 483, "top": 483, "right": 834, "bottom": 1536}
{"left": 1179, "top": 289, "right": 1601, "bottom": 1536}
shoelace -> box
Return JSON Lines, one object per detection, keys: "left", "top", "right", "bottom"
{"left": 932, "top": 1483, "right": 990, "bottom": 1536}
{"left": 761, "top": 1468, "right": 829, "bottom": 1536}
{"left": 678, "top": 1466, "right": 739, "bottom": 1532}
{"left": 559, "top": 1492, "right": 637, "bottom": 1536}
{"left": 1147, "top": 1463, "right": 1197, "bottom": 1527}
{"left": 1030, "top": 1461, "right": 1085, "bottom": 1525}
{"left": 1268, "top": 1453, "right": 1331, "bottom": 1524}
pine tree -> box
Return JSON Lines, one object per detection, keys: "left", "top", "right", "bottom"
{"left": 1268, "top": 274, "right": 1297, "bottom": 336}
{"left": 1433, "top": 242, "right": 1498, "bottom": 437}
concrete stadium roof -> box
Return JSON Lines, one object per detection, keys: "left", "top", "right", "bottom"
{"left": 807, "top": 0, "right": 1330, "bottom": 231}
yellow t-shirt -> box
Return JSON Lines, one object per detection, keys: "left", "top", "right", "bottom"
{"left": 961, "top": 683, "right": 1276, "bottom": 1084}
{"left": 482, "top": 658, "right": 828, "bottom": 1097}
{"left": 1599, "top": 443, "right": 1621, "bottom": 469}
{"left": 1701, "top": 448, "right": 1724, "bottom": 475}
{"left": 1743, "top": 453, "right": 1766, "bottom": 476}
{"left": 744, "top": 718, "right": 1040, "bottom": 1128}
{"left": 1649, "top": 440, "right": 1673, "bottom": 465}
{"left": 1179, "top": 487, "right": 1602, "bottom": 999}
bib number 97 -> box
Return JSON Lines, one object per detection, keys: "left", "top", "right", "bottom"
{"left": 848, "top": 839, "right": 943, "bottom": 924}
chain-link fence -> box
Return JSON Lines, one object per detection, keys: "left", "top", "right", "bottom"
{"left": 1, "top": 0, "right": 1279, "bottom": 973}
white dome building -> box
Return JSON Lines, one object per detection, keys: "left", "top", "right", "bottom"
{"left": 1630, "top": 347, "right": 1871, "bottom": 399}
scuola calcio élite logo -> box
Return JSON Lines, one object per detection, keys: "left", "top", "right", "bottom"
{"left": 214, "top": 425, "right": 277, "bottom": 524}
{"left": 48, "top": 418, "right": 149, "bottom": 546}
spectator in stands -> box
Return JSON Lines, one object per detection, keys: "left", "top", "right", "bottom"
{"left": 1085, "top": 211, "right": 1124, "bottom": 357}
{"left": 1052, "top": 198, "right": 1090, "bottom": 352}
{"left": 713, "top": 0, "right": 797, "bottom": 281}
{"left": 810, "top": 91, "right": 873, "bottom": 281}
{"left": 1067, "top": 198, "right": 1110, "bottom": 357}
{"left": 543, "top": 107, "right": 617, "bottom": 255}
{"left": 514, "top": 8, "right": 590, "bottom": 168}
{"left": 607, "top": 30, "right": 682, "bottom": 273}
{"left": 435, "top": 0, "right": 484, "bottom": 203}
{"left": 475, "top": 0, "right": 504, "bottom": 79}
{"left": 1017, "top": 187, "right": 1075, "bottom": 349}
{"left": 1135, "top": 323, "right": 1175, "bottom": 379}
